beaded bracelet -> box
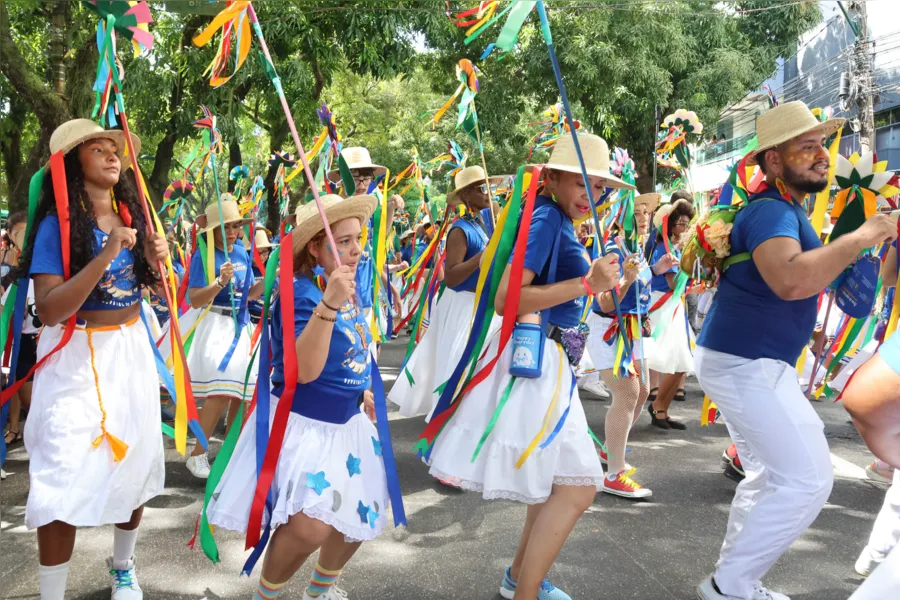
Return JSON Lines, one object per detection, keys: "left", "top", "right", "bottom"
{"left": 313, "top": 310, "right": 337, "bottom": 323}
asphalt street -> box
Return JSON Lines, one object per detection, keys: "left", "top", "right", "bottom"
{"left": 0, "top": 335, "right": 892, "bottom": 600}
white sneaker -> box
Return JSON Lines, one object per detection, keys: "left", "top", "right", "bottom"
{"left": 0, "top": 468, "right": 7, "bottom": 480}
{"left": 855, "top": 546, "right": 884, "bottom": 577}
{"left": 186, "top": 453, "right": 211, "bottom": 479}
{"left": 580, "top": 380, "right": 610, "bottom": 399}
{"left": 751, "top": 583, "right": 790, "bottom": 600}
{"left": 302, "top": 585, "right": 350, "bottom": 600}
{"left": 107, "top": 556, "right": 143, "bottom": 599}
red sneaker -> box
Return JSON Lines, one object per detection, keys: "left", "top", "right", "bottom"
{"left": 722, "top": 443, "right": 745, "bottom": 478}
{"left": 602, "top": 469, "right": 652, "bottom": 499}
{"left": 598, "top": 448, "right": 608, "bottom": 464}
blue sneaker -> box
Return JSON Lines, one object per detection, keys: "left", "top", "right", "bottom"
{"left": 499, "top": 567, "right": 571, "bottom": 600}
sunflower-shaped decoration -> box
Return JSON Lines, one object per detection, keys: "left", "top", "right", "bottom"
{"left": 830, "top": 152, "right": 899, "bottom": 241}
{"left": 657, "top": 109, "right": 703, "bottom": 171}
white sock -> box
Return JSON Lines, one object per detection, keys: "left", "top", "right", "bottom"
{"left": 112, "top": 526, "right": 139, "bottom": 568}
{"left": 39, "top": 562, "right": 69, "bottom": 600}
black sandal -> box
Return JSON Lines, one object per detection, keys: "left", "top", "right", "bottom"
{"left": 4, "top": 428, "right": 22, "bottom": 445}
{"left": 647, "top": 387, "right": 659, "bottom": 405}
{"left": 673, "top": 388, "right": 687, "bottom": 402}
{"left": 648, "top": 405, "right": 671, "bottom": 429}
{"left": 665, "top": 416, "right": 687, "bottom": 430}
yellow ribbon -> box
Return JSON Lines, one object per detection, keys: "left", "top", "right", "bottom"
{"left": 516, "top": 343, "right": 565, "bottom": 469}
{"left": 192, "top": 1, "right": 252, "bottom": 88}
{"left": 87, "top": 328, "right": 129, "bottom": 462}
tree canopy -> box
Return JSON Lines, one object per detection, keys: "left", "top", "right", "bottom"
{"left": 1, "top": 0, "right": 820, "bottom": 219}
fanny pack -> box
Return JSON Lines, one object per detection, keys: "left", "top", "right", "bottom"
{"left": 548, "top": 322, "right": 589, "bottom": 366}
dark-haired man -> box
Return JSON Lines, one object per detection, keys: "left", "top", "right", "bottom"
{"left": 695, "top": 101, "right": 897, "bottom": 600}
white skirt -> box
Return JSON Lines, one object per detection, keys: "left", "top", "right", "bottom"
{"left": 427, "top": 331, "right": 604, "bottom": 504}
{"left": 389, "top": 289, "right": 499, "bottom": 418}
{"left": 585, "top": 312, "right": 647, "bottom": 372}
{"left": 161, "top": 308, "right": 257, "bottom": 401}
{"left": 647, "top": 291, "right": 695, "bottom": 374}
{"left": 207, "top": 409, "right": 389, "bottom": 542}
{"left": 24, "top": 318, "right": 164, "bottom": 529}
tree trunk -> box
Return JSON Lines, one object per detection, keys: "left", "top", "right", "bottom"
{"left": 263, "top": 121, "right": 290, "bottom": 232}
{"left": 47, "top": 0, "right": 68, "bottom": 99}
{"left": 0, "top": 0, "right": 70, "bottom": 210}
{"left": 147, "top": 17, "right": 204, "bottom": 205}
{"left": 228, "top": 138, "right": 243, "bottom": 193}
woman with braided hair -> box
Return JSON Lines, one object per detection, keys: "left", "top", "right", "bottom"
{"left": 17, "top": 119, "right": 170, "bottom": 600}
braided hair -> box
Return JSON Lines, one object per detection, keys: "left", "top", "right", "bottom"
{"left": 18, "top": 148, "right": 159, "bottom": 303}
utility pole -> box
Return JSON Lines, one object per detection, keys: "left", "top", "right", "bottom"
{"left": 849, "top": 0, "right": 876, "bottom": 154}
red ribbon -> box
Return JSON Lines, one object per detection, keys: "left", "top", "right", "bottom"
{"left": 420, "top": 166, "right": 544, "bottom": 445}
{"left": 245, "top": 233, "right": 298, "bottom": 551}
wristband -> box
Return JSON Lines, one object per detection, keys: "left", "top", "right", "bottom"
{"left": 313, "top": 310, "right": 337, "bottom": 323}
{"left": 580, "top": 276, "right": 595, "bottom": 297}
{"left": 215, "top": 278, "right": 225, "bottom": 289}
{"left": 321, "top": 299, "right": 340, "bottom": 312}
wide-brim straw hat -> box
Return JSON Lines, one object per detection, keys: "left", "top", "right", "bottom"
{"left": 196, "top": 197, "right": 251, "bottom": 233}
{"left": 244, "top": 227, "right": 275, "bottom": 251}
{"left": 328, "top": 147, "right": 386, "bottom": 181}
{"left": 400, "top": 229, "right": 414, "bottom": 240}
{"left": 446, "top": 166, "right": 505, "bottom": 205}
{"left": 634, "top": 192, "right": 661, "bottom": 213}
{"left": 748, "top": 101, "right": 845, "bottom": 166}
{"left": 653, "top": 198, "right": 693, "bottom": 229}
{"left": 534, "top": 133, "right": 636, "bottom": 190}
{"left": 290, "top": 194, "right": 378, "bottom": 254}
{"left": 48, "top": 118, "right": 141, "bottom": 169}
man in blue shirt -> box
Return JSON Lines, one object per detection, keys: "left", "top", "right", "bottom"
{"left": 695, "top": 101, "right": 897, "bottom": 600}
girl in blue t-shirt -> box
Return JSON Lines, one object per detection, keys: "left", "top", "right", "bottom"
{"left": 207, "top": 194, "right": 390, "bottom": 600}
{"left": 15, "top": 119, "right": 170, "bottom": 599}
{"left": 389, "top": 166, "right": 502, "bottom": 422}
{"left": 645, "top": 196, "right": 695, "bottom": 430}
{"left": 425, "top": 134, "right": 624, "bottom": 600}
{"left": 585, "top": 191, "right": 658, "bottom": 499}
{"left": 178, "top": 198, "right": 264, "bottom": 479}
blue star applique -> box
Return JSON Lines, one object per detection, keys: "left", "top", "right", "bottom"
{"left": 367, "top": 507, "right": 380, "bottom": 529}
{"left": 357, "top": 501, "right": 370, "bottom": 524}
{"left": 312, "top": 264, "right": 326, "bottom": 278}
{"left": 346, "top": 453, "right": 361, "bottom": 477}
{"left": 371, "top": 436, "right": 382, "bottom": 457}
{"left": 305, "top": 471, "right": 331, "bottom": 496}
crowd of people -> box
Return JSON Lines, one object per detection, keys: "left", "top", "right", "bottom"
{"left": 1, "top": 99, "right": 899, "bottom": 600}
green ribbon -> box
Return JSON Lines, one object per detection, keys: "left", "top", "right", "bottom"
{"left": 471, "top": 377, "right": 517, "bottom": 462}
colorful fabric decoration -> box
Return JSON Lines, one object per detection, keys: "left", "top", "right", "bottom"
{"left": 191, "top": 0, "right": 252, "bottom": 87}
{"left": 831, "top": 151, "right": 898, "bottom": 241}
{"left": 657, "top": 109, "right": 703, "bottom": 172}
{"left": 84, "top": 1, "right": 154, "bottom": 55}
{"left": 527, "top": 103, "right": 580, "bottom": 159}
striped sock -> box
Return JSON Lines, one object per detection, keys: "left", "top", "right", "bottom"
{"left": 305, "top": 563, "right": 342, "bottom": 598}
{"left": 254, "top": 576, "right": 286, "bottom": 599}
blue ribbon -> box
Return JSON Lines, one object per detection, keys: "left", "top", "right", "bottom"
{"left": 371, "top": 360, "right": 407, "bottom": 527}
{"left": 138, "top": 307, "right": 208, "bottom": 450}
{"left": 539, "top": 371, "right": 576, "bottom": 450}
{"left": 217, "top": 249, "right": 254, "bottom": 372}
{"left": 1, "top": 277, "right": 29, "bottom": 466}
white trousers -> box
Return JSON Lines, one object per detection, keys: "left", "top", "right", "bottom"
{"left": 860, "top": 469, "right": 900, "bottom": 563}
{"left": 694, "top": 347, "right": 834, "bottom": 599}
{"left": 850, "top": 545, "right": 900, "bottom": 599}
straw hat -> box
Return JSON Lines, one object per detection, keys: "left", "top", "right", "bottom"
{"left": 328, "top": 147, "right": 386, "bottom": 180}
{"left": 244, "top": 226, "right": 275, "bottom": 251}
{"left": 537, "top": 133, "right": 636, "bottom": 190}
{"left": 48, "top": 118, "right": 141, "bottom": 169}
{"left": 196, "top": 196, "right": 250, "bottom": 233}
{"left": 748, "top": 101, "right": 845, "bottom": 166}
{"left": 653, "top": 198, "right": 693, "bottom": 229}
{"left": 400, "top": 229, "right": 414, "bottom": 240}
{"left": 634, "top": 192, "right": 661, "bottom": 213}
{"left": 290, "top": 194, "right": 377, "bottom": 254}
{"left": 446, "top": 166, "right": 505, "bottom": 205}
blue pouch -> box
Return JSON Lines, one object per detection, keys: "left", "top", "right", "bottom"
{"left": 510, "top": 321, "right": 544, "bottom": 378}
{"left": 835, "top": 255, "right": 880, "bottom": 319}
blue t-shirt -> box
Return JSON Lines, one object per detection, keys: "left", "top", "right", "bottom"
{"left": 878, "top": 329, "right": 900, "bottom": 374}
{"left": 511, "top": 195, "right": 590, "bottom": 328}
{"left": 29, "top": 214, "right": 141, "bottom": 311}
{"left": 248, "top": 265, "right": 264, "bottom": 318}
{"left": 356, "top": 250, "right": 374, "bottom": 309}
{"left": 400, "top": 244, "right": 413, "bottom": 265}
{"left": 649, "top": 239, "right": 681, "bottom": 292}
{"left": 188, "top": 244, "right": 252, "bottom": 307}
{"left": 593, "top": 242, "right": 651, "bottom": 315}
{"left": 448, "top": 218, "right": 489, "bottom": 292}
{"left": 271, "top": 276, "right": 372, "bottom": 424}
{"left": 698, "top": 188, "right": 822, "bottom": 364}
{"left": 149, "top": 262, "right": 185, "bottom": 324}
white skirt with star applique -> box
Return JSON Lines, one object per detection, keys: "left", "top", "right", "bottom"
{"left": 207, "top": 404, "right": 390, "bottom": 542}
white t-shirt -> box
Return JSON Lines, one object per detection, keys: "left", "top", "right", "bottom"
{"left": 1, "top": 280, "right": 40, "bottom": 335}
